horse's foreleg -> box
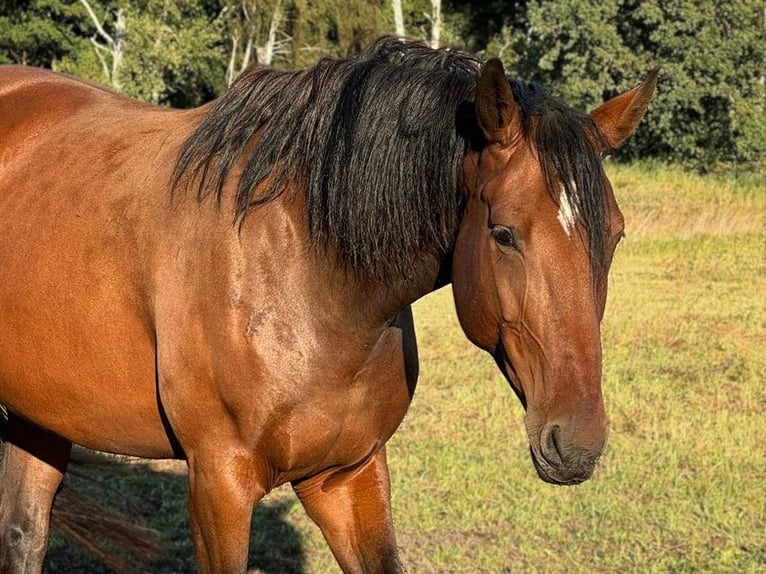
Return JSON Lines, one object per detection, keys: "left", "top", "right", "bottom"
{"left": 292, "top": 447, "right": 403, "bottom": 574}
{"left": 0, "top": 414, "right": 71, "bottom": 574}
{"left": 186, "top": 446, "right": 264, "bottom": 574}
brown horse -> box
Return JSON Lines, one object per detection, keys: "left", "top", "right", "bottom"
{"left": 0, "top": 39, "right": 657, "bottom": 573}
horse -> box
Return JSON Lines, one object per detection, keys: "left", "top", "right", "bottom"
{"left": 0, "top": 38, "right": 657, "bottom": 573}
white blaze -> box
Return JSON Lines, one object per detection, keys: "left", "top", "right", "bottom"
{"left": 557, "top": 183, "right": 577, "bottom": 236}
{"left": 559, "top": 184, "right": 577, "bottom": 237}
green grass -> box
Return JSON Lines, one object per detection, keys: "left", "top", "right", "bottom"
{"left": 45, "top": 163, "right": 765, "bottom": 572}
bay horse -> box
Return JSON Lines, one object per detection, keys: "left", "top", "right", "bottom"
{"left": 0, "top": 38, "right": 657, "bottom": 573}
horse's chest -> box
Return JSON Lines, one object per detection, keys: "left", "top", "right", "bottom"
{"left": 265, "top": 324, "right": 417, "bottom": 482}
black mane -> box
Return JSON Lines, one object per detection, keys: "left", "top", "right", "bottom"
{"left": 173, "top": 38, "right": 609, "bottom": 282}
{"left": 174, "top": 38, "right": 479, "bottom": 280}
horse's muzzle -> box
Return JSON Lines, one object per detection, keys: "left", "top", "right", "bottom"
{"left": 529, "top": 422, "right": 608, "bottom": 485}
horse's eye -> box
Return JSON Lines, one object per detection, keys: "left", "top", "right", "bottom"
{"left": 491, "top": 225, "right": 518, "bottom": 250}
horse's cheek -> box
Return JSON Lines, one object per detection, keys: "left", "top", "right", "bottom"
{"left": 452, "top": 261, "right": 497, "bottom": 353}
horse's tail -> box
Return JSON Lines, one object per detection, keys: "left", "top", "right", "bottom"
{"left": 50, "top": 480, "right": 163, "bottom": 573}
{"left": 1, "top": 406, "right": 162, "bottom": 573}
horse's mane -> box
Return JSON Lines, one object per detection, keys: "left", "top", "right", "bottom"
{"left": 173, "top": 38, "right": 479, "bottom": 281}
{"left": 173, "top": 38, "right": 609, "bottom": 282}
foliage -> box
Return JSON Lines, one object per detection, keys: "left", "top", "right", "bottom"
{"left": 116, "top": 0, "right": 223, "bottom": 106}
{"left": 483, "top": 0, "right": 766, "bottom": 169}
{"left": 445, "top": 0, "right": 526, "bottom": 53}
{"left": 0, "top": 0, "right": 763, "bottom": 172}
{"left": 0, "top": 0, "right": 224, "bottom": 106}
{"left": 289, "top": 0, "right": 384, "bottom": 65}
{"left": 380, "top": 0, "right": 464, "bottom": 48}
{"left": 0, "top": 0, "right": 93, "bottom": 66}
{"left": 624, "top": 0, "right": 766, "bottom": 168}
{"left": 220, "top": 0, "right": 388, "bottom": 75}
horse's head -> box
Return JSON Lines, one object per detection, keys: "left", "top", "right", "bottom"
{"left": 453, "top": 60, "right": 657, "bottom": 485}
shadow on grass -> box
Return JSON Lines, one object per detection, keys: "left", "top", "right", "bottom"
{"left": 44, "top": 459, "right": 306, "bottom": 574}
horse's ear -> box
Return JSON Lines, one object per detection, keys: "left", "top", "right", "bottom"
{"left": 475, "top": 59, "right": 521, "bottom": 146}
{"left": 591, "top": 68, "right": 660, "bottom": 149}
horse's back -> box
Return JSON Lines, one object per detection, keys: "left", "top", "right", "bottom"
{"left": 0, "top": 66, "right": 138, "bottom": 151}
{"left": 0, "top": 66, "right": 199, "bottom": 457}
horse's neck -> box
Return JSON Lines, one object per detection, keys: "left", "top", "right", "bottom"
{"left": 234, "top": 197, "right": 444, "bottom": 330}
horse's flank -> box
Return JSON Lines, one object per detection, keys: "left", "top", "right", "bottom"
{"left": 0, "top": 65, "right": 204, "bottom": 457}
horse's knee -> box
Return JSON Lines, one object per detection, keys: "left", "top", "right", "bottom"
{"left": 0, "top": 423, "right": 70, "bottom": 574}
{"left": 0, "top": 518, "right": 48, "bottom": 573}
{"left": 3, "top": 521, "right": 39, "bottom": 553}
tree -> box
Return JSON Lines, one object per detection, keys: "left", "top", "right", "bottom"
{"left": 444, "top": 0, "right": 525, "bottom": 53}
{"left": 391, "top": 0, "right": 404, "bottom": 37}
{"left": 484, "top": 0, "right": 766, "bottom": 168}
{"left": 0, "top": 0, "right": 94, "bottom": 66}
{"left": 1, "top": 0, "right": 224, "bottom": 107}
{"left": 428, "top": 0, "right": 440, "bottom": 47}
{"left": 79, "top": 0, "right": 124, "bottom": 91}
{"left": 622, "top": 0, "right": 766, "bottom": 167}
{"left": 222, "top": 0, "right": 291, "bottom": 86}
{"left": 289, "top": 0, "right": 383, "bottom": 66}
{"left": 381, "top": 0, "right": 461, "bottom": 48}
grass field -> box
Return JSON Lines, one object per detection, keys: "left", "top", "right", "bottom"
{"left": 46, "top": 163, "right": 765, "bottom": 572}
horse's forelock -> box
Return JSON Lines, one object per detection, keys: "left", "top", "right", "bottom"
{"left": 510, "top": 80, "right": 611, "bottom": 284}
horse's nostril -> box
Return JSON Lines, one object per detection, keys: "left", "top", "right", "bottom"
{"left": 541, "top": 424, "right": 564, "bottom": 467}
{"left": 532, "top": 420, "right": 607, "bottom": 484}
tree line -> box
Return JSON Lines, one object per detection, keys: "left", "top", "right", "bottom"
{"left": 1, "top": 0, "right": 764, "bottom": 169}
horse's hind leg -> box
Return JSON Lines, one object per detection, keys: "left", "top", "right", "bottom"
{"left": 0, "top": 413, "right": 71, "bottom": 574}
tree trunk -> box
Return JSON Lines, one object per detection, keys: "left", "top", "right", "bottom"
{"left": 80, "top": 0, "right": 125, "bottom": 91}
{"left": 259, "top": 0, "right": 283, "bottom": 66}
{"left": 392, "top": 0, "right": 404, "bottom": 37}
{"left": 430, "top": 0, "right": 441, "bottom": 48}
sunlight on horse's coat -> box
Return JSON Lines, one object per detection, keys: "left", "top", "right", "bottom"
{"left": 0, "top": 39, "right": 657, "bottom": 573}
